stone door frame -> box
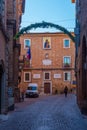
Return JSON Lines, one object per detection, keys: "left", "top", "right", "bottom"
{"left": 43, "top": 81, "right": 52, "bottom": 94}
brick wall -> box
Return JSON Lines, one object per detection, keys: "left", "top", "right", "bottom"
{"left": 76, "top": 0, "right": 87, "bottom": 113}
{"left": 19, "top": 33, "right": 76, "bottom": 94}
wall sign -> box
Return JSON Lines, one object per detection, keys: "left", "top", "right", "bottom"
{"left": 8, "top": 87, "right": 13, "bottom": 97}
{"left": 42, "top": 59, "right": 52, "bottom": 65}
{"left": 33, "top": 74, "right": 40, "bottom": 79}
{"left": 54, "top": 74, "right": 61, "bottom": 78}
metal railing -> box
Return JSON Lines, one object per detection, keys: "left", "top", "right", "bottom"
{"left": 63, "top": 63, "right": 71, "bottom": 68}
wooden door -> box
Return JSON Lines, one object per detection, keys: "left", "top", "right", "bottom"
{"left": 44, "top": 83, "right": 50, "bottom": 94}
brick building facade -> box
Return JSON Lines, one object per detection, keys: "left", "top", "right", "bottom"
{"left": 72, "top": 0, "right": 87, "bottom": 114}
{"left": 19, "top": 33, "right": 76, "bottom": 95}
{"left": 0, "top": 0, "right": 9, "bottom": 114}
{"left": 0, "top": 0, "right": 25, "bottom": 114}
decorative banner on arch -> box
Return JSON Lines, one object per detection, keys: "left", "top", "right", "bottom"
{"left": 14, "top": 21, "right": 75, "bottom": 43}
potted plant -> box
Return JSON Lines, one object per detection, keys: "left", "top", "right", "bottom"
{"left": 64, "top": 63, "right": 70, "bottom": 67}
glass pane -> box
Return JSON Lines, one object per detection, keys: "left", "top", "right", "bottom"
{"left": 65, "top": 72, "right": 70, "bottom": 81}
{"left": 67, "top": 73, "right": 71, "bottom": 81}
{"left": 32, "top": 87, "right": 37, "bottom": 90}
{"left": 65, "top": 73, "right": 67, "bottom": 80}
{"left": 28, "top": 86, "right": 37, "bottom": 90}
{"left": 28, "top": 87, "right": 32, "bottom": 90}
{"left": 64, "top": 57, "right": 70, "bottom": 63}
{"left": 25, "top": 40, "right": 30, "bottom": 48}
{"left": 45, "top": 73, "right": 49, "bottom": 79}
{"left": 25, "top": 73, "right": 29, "bottom": 81}
{"left": 64, "top": 40, "right": 69, "bottom": 47}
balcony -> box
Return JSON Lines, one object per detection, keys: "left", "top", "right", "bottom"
{"left": 19, "top": 55, "right": 31, "bottom": 69}
{"left": 19, "top": 55, "right": 25, "bottom": 63}
{"left": 19, "top": 55, "right": 24, "bottom": 71}
{"left": 23, "top": 58, "right": 30, "bottom": 69}
{"left": 63, "top": 63, "right": 71, "bottom": 68}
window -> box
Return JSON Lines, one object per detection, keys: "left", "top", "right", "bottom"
{"left": 63, "top": 39, "right": 70, "bottom": 48}
{"left": 24, "top": 39, "right": 31, "bottom": 49}
{"left": 64, "top": 72, "right": 71, "bottom": 81}
{"left": 24, "top": 72, "right": 31, "bottom": 82}
{"left": 43, "top": 37, "right": 51, "bottom": 49}
{"left": 44, "top": 72, "right": 51, "bottom": 80}
{"left": 28, "top": 86, "right": 37, "bottom": 90}
{"left": 63, "top": 56, "right": 71, "bottom": 64}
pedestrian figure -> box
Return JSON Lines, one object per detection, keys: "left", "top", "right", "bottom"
{"left": 70, "top": 88, "right": 72, "bottom": 93}
{"left": 21, "top": 90, "right": 25, "bottom": 101}
{"left": 64, "top": 86, "right": 68, "bottom": 97}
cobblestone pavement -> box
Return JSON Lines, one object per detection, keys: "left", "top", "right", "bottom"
{"left": 0, "top": 94, "right": 87, "bottom": 130}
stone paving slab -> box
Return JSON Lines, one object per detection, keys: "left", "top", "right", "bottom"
{"left": 0, "top": 115, "right": 9, "bottom": 122}
{"left": 0, "top": 94, "right": 87, "bottom": 130}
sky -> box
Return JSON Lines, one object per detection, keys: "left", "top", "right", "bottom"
{"left": 21, "top": 0, "right": 75, "bottom": 32}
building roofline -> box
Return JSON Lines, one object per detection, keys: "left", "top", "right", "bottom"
{"left": 21, "top": 31, "right": 74, "bottom": 35}
{"left": 20, "top": 32, "right": 74, "bottom": 38}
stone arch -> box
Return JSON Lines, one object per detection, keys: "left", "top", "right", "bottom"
{"left": 15, "top": 21, "right": 75, "bottom": 43}
{"left": 82, "top": 35, "right": 87, "bottom": 100}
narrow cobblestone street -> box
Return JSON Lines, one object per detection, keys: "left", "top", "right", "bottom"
{"left": 0, "top": 94, "right": 87, "bottom": 130}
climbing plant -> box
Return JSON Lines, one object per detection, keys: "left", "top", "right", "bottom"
{"left": 14, "top": 21, "right": 75, "bottom": 42}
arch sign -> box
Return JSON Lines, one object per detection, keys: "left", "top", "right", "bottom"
{"left": 15, "top": 21, "right": 75, "bottom": 42}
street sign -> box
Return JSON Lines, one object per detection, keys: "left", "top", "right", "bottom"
{"left": 8, "top": 87, "right": 13, "bottom": 97}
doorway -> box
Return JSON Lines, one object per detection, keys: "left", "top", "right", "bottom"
{"left": 44, "top": 82, "right": 51, "bottom": 94}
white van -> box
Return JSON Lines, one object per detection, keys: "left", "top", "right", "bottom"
{"left": 26, "top": 83, "right": 39, "bottom": 98}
